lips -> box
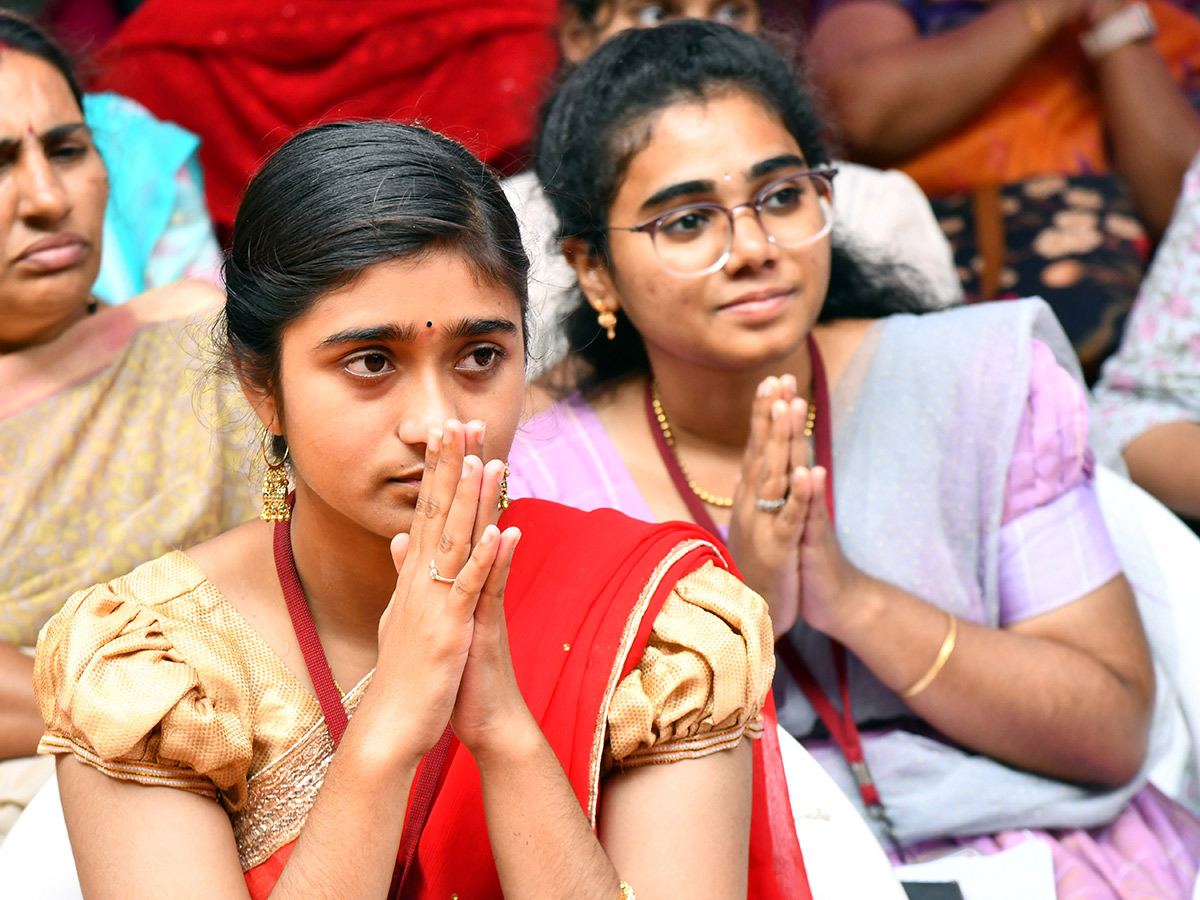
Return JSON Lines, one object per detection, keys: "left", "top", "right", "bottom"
{"left": 716, "top": 287, "right": 794, "bottom": 317}
{"left": 387, "top": 467, "right": 425, "bottom": 489}
{"left": 16, "top": 233, "right": 89, "bottom": 273}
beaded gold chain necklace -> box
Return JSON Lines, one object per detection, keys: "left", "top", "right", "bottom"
{"left": 649, "top": 378, "right": 816, "bottom": 508}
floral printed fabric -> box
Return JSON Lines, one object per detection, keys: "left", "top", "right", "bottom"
{"left": 1092, "top": 152, "right": 1200, "bottom": 456}
{"left": 933, "top": 173, "right": 1151, "bottom": 381}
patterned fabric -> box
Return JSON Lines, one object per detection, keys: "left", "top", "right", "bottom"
{"left": 1093, "top": 151, "right": 1200, "bottom": 456}
{"left": 0, "top": 289, "right": 257, "bottom": 646}
{"left": 933, "top": 174, "right": 1150, "bottom": 380}
{"left": 34, "top": 548, "right": 774, "bottom": 864}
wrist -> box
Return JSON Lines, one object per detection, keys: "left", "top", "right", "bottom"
{"left": 1081, "top": 1, "right": 1156, "bottom": 58}
{"left": 822, "top": 569, "right": 887, "bottom": 646}
{"left": 468, "top": 708, "right": 544, "bottom": 772}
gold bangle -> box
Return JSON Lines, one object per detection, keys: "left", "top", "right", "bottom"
{"left": 1020, "top": 0, "right": 1047, "bottom": 37}
{"left": 900, "top": 613, "right": 958, "bottom": 699}
{"left": 619, "top": 882, "right": 636, "bottom": 900}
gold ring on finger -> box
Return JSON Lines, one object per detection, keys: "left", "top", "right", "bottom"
{"left": 429, "top": 560, "right": 456, "bottom": 584}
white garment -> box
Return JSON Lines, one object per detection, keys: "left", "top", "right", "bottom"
{"left": 503, "top": 163, "right": 963, "bottom": 377}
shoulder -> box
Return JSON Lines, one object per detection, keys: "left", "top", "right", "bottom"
{"left": 125, "top": 279, "right": 224, "bottom": 326}
{"left": 607, "top": 561, "right": 774, "bottom": 768}
{"left": 34, "top": 551, "right": 257, "bottom": 805}
{"left": 508, "top": 392, "right": 626, "bottom": 507}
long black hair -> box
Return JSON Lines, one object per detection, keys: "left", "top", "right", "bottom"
{"left": 535, "top": 20, "right": 926, "bottom": 392}
{"left": 0, "top": 12, "right": 85, "bottom": 111}
{"left": 220, "top": 120, "right": 529, "bottom": 457}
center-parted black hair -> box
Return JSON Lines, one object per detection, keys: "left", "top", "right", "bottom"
{"left": 0, "top": 12, "right": 85, "bottom": 111}
{"left": 221, "top": 121, "right": 530, "bottom": 454}
{"left": 536, "top": 20, "right": 926, "bottom": 392}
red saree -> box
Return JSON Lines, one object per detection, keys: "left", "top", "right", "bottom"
{"left": 243, "top": 499, "right": 810, "bottom": 899}
{"left": 91, "top": 0, "right": 560, "bottom": 233}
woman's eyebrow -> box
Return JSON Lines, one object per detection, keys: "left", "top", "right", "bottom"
{"left": 748, "top": 154, "right": 808, "bottom": 180}
{"left": 638, "top": 179, "right": 715, "bottom": 215}
{"left": 319, "top": 322, "right": 419, "bottom": 346}
{"left": 443, "top": 317, "right": 520, "bottom": 339}
{"left": 0, "top": 121, "right": 89, "bottom": 153}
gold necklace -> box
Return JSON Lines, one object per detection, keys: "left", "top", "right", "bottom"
{"left": 650, "top": 379, "right": 816, "bottom": 508}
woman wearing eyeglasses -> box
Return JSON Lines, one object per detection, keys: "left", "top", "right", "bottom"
{"left": 509, "top": 20, "right": 1200, "bottom": 896}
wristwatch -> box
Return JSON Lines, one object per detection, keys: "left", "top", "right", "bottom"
{"left": 1081, "top": 2, "right": 1157, "bottom": 59}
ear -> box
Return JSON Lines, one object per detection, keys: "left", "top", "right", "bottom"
{"left": 562, "top": 238, "right": 621, "bottom": 315}
{"left": 559, "top": 5, "right": 599, "bottom": 64}
{"left": 233, "top": 359, "right": 282, "bottom": 436}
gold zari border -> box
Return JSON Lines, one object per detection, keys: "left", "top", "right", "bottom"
{"left": 613, "top": 716, "right": 764, "bottom": 771}
{"left": 586, "top": 538, "right": 727, "bottom": 824}
{"left": 38, "top": 733, "right": 218, "bottom": 798}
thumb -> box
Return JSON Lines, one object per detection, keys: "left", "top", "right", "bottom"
{"left": 390, "top": 532, "right": 410, "bottom": 575}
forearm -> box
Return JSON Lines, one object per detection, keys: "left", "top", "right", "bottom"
{"left": 0, "top": 643, "right": 44, "bottom": 760}
{"left": 1124, "top": 421, "right": 1200, "bottom": 518}
{"left": 476, "top": 714, "right": 620, "bottom": 900}
{"left": 810, "top": 0, "right": 1067, "bottom": 163}
{"left": 1092, "top": 38, "right": 1200, "bottom": 236}
{"left": 825, "top": 575, "right": 1152, "bottom": 785}
{"left": 270, "top": 704, "right": 420, "bottom": 900}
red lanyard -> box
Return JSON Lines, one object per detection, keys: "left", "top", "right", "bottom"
{"left": 644, "top": 335, "right": 901, "bottom": 853}
{"left": 273, "top": 513, "right": 453, "bottom": 898}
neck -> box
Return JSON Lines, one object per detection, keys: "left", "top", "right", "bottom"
{"left": 286, "top": 484, "right": 398, "bottom": 647}
{"left": 648, "top": 340, "right": 814, "bottom": 447}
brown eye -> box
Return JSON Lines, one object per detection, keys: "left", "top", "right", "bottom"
{"left": 455, "top": 346, "right": 505, "bottom": 373}
{"left": 345, "top": 352, "right": 394, "bottom": 378}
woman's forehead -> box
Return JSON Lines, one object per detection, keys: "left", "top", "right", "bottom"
{"left": 616, "top": 94, "right": 801, "bottom": 196}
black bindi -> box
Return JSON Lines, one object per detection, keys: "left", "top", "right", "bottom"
{"left": 426, "top": 321, "right": 433, "bottom": 328}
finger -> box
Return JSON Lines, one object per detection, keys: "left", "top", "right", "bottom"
{"left": 465, "top": 419, "right": 487, "bottom": 462}
{"left": 773, "top": 464, "right": 812, "bottom": 539}
{"left": 435, "top": 454, "right": 485, "bottom": 575}
{"left": 445, "top": 522, "right": 502, "bottom": 618}
{"left": 789, "top": 397, "right": 811, "bottom": 474}
{"left": 799, "top": 466, "right": 830, "bottom": 548}
{"left": 390, "top": 532, "right": 410, "bottom": 575}
{"left": 738, "top": 377, "right": 780, "bottom": 507}
{"left": 473, "top": 458, "right": 505, "bottom": 545}
{"left": 476, "top": 526, "right": 521, "bottom": 628}
{"left": 755, "top": 398, "right": 792, "bottom": 506}
{"left": 414, "top": 419, "right": 465, "bottom": 557}
{"left": 779, "top": 372, "right": 798, "bottom": 403}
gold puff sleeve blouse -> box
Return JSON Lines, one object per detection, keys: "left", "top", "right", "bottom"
{"left": 35, "top": 553, "right": 774, "bottom": 808}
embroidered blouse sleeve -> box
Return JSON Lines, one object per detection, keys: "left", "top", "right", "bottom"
{"left": 34, "top": 564, "right": 253, "bottom": 807}
{"left": 605, "top": 561, "right": 774, "bottom": 771}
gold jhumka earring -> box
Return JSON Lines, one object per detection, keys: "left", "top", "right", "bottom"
{"left": 260, "top": 432, "right": 291, "bottom": 522}
{"left": 597, "top": 307, "right": 617, "bottom": 341}
{"left": 498, "top": 464, "right": 511, "bottom": 510}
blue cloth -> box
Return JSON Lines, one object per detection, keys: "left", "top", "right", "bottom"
{"left": 84, "top": 92, "right": 207, "bottom": 304}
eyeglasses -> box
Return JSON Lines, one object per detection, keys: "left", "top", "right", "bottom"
{"left": 610, "top": 168, "right": 837, "bottom": 277}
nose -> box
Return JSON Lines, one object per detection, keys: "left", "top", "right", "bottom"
{"left": 16, "top": 147, "right": 72, "bottom": 225}
{"left": 396, "top": 368, "right": 459, "bottom": 448}
{"left": 724, "top": 205, "right": 778, "bottom": 273}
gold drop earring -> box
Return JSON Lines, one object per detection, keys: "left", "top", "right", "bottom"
{"left": 596, "top": 307, "right": 617, "bottom": 341}
{"left": 260, "top": 431, "right": 291, "bottom": 522}
{"left": 498, "top": 464, "right": 511, "bottom": 511}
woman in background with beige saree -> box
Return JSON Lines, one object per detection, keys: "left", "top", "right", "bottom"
{"left": 0, "top": 17, "right": 255, "bottom": 836}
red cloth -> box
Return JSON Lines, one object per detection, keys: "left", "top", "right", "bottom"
{"left": 244, "top": 499, "right": 811, "bottom": 899}
{"left": 92, "top": 0, "right": 560, "bottom": 233}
